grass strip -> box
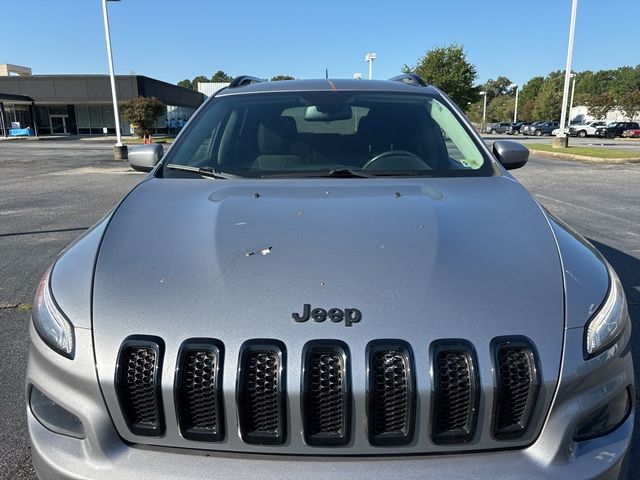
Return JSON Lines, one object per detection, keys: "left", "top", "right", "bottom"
{"left": 526, "top": 143, "right": 640, "bottom": 159}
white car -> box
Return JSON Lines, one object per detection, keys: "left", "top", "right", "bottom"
{"left": 569, "top": 121, "right": 607, "bottom": 137}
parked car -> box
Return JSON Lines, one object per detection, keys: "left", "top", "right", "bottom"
{"left": 506, "top": 121, "right": 531, "bottom": 135}
{"left": 622, "top": 128, "right": 640, "bottom": 138}
{"left": 531, "top": 121, "right": 560, "bottom": 136}
{"left": 520, "top": 121, "right": 545, "bottom": 135}
{"left": 596, "top": 122, "right": 640, "bottom": 138}
{"left": 484, "top": 122, "right": 511, "bottom": 134}
{"left": 569, "top": 121, "right": 607, "bottom": 138}
{"left": 27, "top": 74, "right": 634, "bottom": 480}
{"left": 551, "top": 127, "right": 569, "bottom": 136}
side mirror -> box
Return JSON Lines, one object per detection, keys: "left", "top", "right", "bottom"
{"left": 128, "top": 144, "right": 164, "bottom": 172}
{"left": 493, "top": 141, "right": 529, "bottom": 170}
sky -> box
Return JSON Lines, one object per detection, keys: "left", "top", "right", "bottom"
{"left": 1, "top": 0, "right": 638, "bottom": 87}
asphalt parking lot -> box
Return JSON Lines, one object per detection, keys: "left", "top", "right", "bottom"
{"left": 0, "top": 140, "right": 638, "bottom": 479}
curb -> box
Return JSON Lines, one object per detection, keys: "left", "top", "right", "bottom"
{"left": 529, "top": 150, "right": 640, "bottom": 164}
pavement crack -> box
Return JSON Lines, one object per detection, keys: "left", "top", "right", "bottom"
{"left": 0, "top": 302, "right": 32, "bottom": 311}
{"left": 0, "top": 226, "right": 88, "bottom": 238}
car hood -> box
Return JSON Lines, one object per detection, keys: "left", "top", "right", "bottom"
{"left": 92, "top": 175, "right": 565, "bottom": 450}
{"left": 93, "top": 175, "right": 564, "bottom": 340}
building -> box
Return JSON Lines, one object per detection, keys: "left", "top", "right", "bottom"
{"left": 0, "top": 73, "right": 205, "bottom": 137}
{"left": 197, "top": 82, "right": 230, "bottom": 97}
{"left": 569, "top": 105, "right": 636, "bottom": 125}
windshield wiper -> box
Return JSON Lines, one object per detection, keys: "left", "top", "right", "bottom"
{"left": 261, "top": 168, "right": 376, "bottom": 179}
{"left": 165, "top": 164, "right": 234, "bottom": 179}
{"left": 326, "top": 168, "right": 376, "bottom": 178}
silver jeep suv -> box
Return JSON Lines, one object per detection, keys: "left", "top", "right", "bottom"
{"left": 27, "top": 74, "right": 634, "bottom": 479}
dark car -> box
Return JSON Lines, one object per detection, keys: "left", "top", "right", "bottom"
{"left": 596, "top": 122, "right": 640, "bottom": 138}
{"left": 506, "top": 121, "right": 531, "bottom": 135}
{"left": 484, "top": 122, "right": 511, "bottom": 134}
{"left": 520, "top": 121, "right": 545, "bottom": 136}
{"left": 530, "top": 121, "right": 560, "bottom": 136}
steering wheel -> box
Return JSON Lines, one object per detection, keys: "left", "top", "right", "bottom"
{"left": 361, "top": 150, "right": 431, "bottom": 171}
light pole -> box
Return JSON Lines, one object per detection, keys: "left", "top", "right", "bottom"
{"left": 102, "top": 0, "right": 127, "bottom": 160}
{"left": 511, "top": 84, "right": 519, "bottom": 123}
{"left": 567, "top": 73, "right": 576, "bottom": 128}
{"left": 479, "top": 91, "right": 487, "bottom": 131}
{"left": 555, "top": 0, "right": 578, "bottom": 148}
{"left": 365, "top": 53, "right": 376, "bottom": 80}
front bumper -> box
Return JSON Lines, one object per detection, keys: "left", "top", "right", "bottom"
{"left": 27, "top": 324, "right": 634, "bottom": 480}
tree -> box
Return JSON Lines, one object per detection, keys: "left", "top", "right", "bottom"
{"left": 518, "top": 76, "right": 544, "bottom": 120}
{"left": 532, "top": 72, "right": 563, "bottom": 120}
{"left": 486, "top": 95, "right": 516, "bottom": 123}
{"left": 177, "top": 79, "right": 192, "bottom": 90}
{"left": 122, "top": 97, "right": 166, "bottom": 137}
{"left": 584, "top": 92, "right": 615, "bottom": 120}
{"left": 191, "top": 75, "right": 210, "bottom": 90}
{"left": 211, "top": 70, "right": 233, "bottom": 82}
{"left": 618, "top": 90, "right": 640, "bottom": 121}
{"left": 612, "top": 66, "right": 640, "bottom": 96}
{"left": 481, "top": 76, "right": 514, "bottom": 101}
{"left": 271, "top": 75, "right": 295, "bottom": 81}
{"left": 403, "top": 44, "right": 478, "bottom": 107}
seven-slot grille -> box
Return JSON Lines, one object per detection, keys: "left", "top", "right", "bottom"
{"left": 114, "top": 337, "right": 541, "bottom": 447}
{"left": 302, "top": 342, "right": 351, "bottom": 446}
{"left": 115, "top": 337, "right": 164, "bottom": 436}
{"left": 367, "top": 342, "right": 416, "bottom": 445}
{"left": 432, "top": 341, "right": 479, "bottom": 444}
{"left": 175, "top": 340, "right": 224, "bottom": 442}
{"left": 493, "top": 339, "right": 540, "bottom": 439}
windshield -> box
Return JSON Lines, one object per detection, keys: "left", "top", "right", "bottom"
{"left": 163, "top": 91, "right": 492, "bottom": 178}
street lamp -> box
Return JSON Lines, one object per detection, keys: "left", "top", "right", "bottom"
{"left": 479, "top": 91, "right": 488, "bottom": 131}
{"left": 101, "top": 0, "right": 127, "bottom": 160}
{"left": 510, "top": 83, "right": 519, "bottom": 123}
{"left": 365, "top": 53, "right": 376, "bottom": 80}
{"left": 555, "top": 0, "right": 578, "bottom": 148}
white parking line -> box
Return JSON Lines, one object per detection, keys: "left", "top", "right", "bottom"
{"left": 536, "top": 194, "right": 639, "bottom": 233}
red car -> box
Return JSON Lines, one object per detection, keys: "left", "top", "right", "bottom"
{"left": 622, "top": 128, "right": 640, "bottom": 138}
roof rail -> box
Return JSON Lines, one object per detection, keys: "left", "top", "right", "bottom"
{"left": 388, "top": 73, "right": 427, "bottom": 87}
{"left": 229, "top": 75, "right": 265, "bottom": 88}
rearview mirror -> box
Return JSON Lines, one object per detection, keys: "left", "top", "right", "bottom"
{"left": 304, "top": 104, "right": 352, "bottom": 122}
{"left": 128, "top": 144, "right": 164, "bottom": 172}
{"left": 493, "top": 141, "right": 529, "bottom": 170}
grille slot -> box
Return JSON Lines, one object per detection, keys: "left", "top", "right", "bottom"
{"left": 367, "top": 341, "right": 415, "bottom": 446}
{"left": 237, "top": 341, "right": 286, "bottom": 445}
{"left": 493, "top": 338, "right": 540, "bottom": 439}
{"left": 175, "top": 340, "right": 224, "bottom": 442}
{"left": 302, "top": 342, "right": 351, "bottom": 446}
{"left": 115, "top": 337, "right": 164, "bottom": 436}
{"left": 431, "top": 341, "right": 479, "bottom": 444}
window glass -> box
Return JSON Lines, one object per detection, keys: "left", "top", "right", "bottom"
{"left": 101, "top": 106, "right": 115, "bottom": 128}
{"left": 76, "top": 106, "right": 90, "bottom": 128}
{"left": 165, "top": 92, "right": 492, "bottom": 177}
{"left": 89, "top": 106, "right": 102, "bottom": 127}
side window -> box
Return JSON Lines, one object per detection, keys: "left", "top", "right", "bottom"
{"left": 429, "top": 99, "right": 484, "bottom": 169}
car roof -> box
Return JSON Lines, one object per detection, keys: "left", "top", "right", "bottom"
{"left": 215, "top": 78, "right": 441, "bottom": 96}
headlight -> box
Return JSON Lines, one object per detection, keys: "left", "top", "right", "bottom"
{"left": 585, "top": 265, "right": 628, "bottom": 359}
{"left": 33, "top": 266, "right": 75, "bottom": 359}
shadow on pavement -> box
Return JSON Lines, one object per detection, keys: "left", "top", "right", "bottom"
{"left": 589, "top": 239, "right": 639, "bottom": 479}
